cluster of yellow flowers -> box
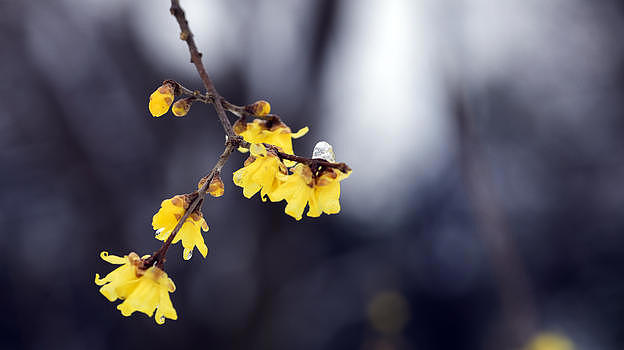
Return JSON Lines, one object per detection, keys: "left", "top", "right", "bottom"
{"left": 233, "top": 119, "right": 351, "bottom": 221}
{"left": 94, "top": 194, "right": 211, "bottom": 324}
{"left": 95, "top": 252, "right": 177, "bottom": 324}
{"left": 96, "top": 82, "right": 351, "bottom": 325}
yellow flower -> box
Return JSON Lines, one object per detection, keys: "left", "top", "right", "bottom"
{"left": 94, "top": 251, "right": 177, "bottom": 325}
{"left": 149, "top": 83, "right": 175, "bottom": 117}
{"left": 233, "top": 118, "right": 308, "bottom": 155}
{"left": 524, "top": 333, "right": 575, "bottom": 350}
{"left": 270, "top": 164, "right": 314, "bottom": 220}
{"left": 233, "top": 144, "right": 287, "bottom": 202}
{"left": 152, "top": 196, "right": 209, "bottom": 260}
{"left": 308, "top": 167, "right": 351, "bottom": 217}
{"left": 152, "top": 195, "right": 186, "bottom": 234}
{"left": 94, "top": 251, "right": 142, "bottom": 302}
{"left": 117, "top": 266, "right": 177, "bottom": 325}
{"left": 271, "top": 164, "right": 351, "bottom": 220}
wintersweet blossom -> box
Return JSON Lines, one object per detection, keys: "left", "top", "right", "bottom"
{"left": 95, "top": 251, "right": 142, "bottom": 302}
{"left": 94, "top": 251, "right": 177, "bottom": 324}
{"left": 116, "top": 266, "right": 177, "bottom": 325}
{"left": 233, "top": 118, "right": 308, "bottom": 156}
{"left": 271, "top": 164, "right": 351, "bottom": 220}
{"left": 270, "top": 163, "right": 314, "bottom": 220}
{"left": 152, "top": 196, "right": 209, "bottom": 260}
{"left": 307, "top": 167, "right": 351, "bottom": 217}
{"left": 233, "top": 143, "right": 287, "bottom": 201}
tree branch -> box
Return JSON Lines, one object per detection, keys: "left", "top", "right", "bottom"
{"left": 169, "top": 0, "right": 235, "bottom": 137}
{"left": 263, "top": 144, "right": 351, "bottom": 174}
{"left": 141, "top": 0, "right": 350, "bottom": 268}
{"left": 170, "top": 80, "right": 352, "bottom": 173}
{"left": 141, "top": 0, "right": 246, "bottom": 268}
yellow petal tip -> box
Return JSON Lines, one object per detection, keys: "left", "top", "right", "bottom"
{"left": 291, "top": 126, "right": 309, "bottom": 139}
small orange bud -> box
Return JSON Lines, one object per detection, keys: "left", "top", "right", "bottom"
{"left": 190, "top": 212, "right": 202, "bottom": 221}
{"left": 233, "top": 118, "right": 247, "bottom": 135}
{"left": 171, "top": 194, "right": 190, "bottom": 209}
{"left": 246, "top": 100, "right": 271, "bottom": 116}
{"left": 172, "top": 98, "right": 192, "bottom": 117}
{"left": 208, "top": 174, "right": 225, "bottom": 197}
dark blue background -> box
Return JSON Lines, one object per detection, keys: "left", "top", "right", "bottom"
{"left": 1, "top": 0, "right": 624, "bottom": 349}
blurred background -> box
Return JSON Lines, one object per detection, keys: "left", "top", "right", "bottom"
{"left": 1, "top": 0, "right": 624, "bottom": 349}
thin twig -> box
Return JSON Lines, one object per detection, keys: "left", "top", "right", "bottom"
{"left": 172, "top": 80, "right": 351, "bottom": 173}
{"left": 263, "top": 144, "right": 351, "bottom": 174}
{"left": 169, "top": 0, "right": 235, "bottom": 137}
{"left": 220, "top": 99, "right": 278, "bottom": 120}
{"left": 142, "top": 141, "right": 237, "bottom": 269}
{"left": 175, "top": 82, "right": 275, "bottom": 120}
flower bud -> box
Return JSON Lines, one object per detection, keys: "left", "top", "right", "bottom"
{"left": 170, "top": 194, "right": 190, "bottom": 209}
{"left": 208, "top": 174, "right": 225, "bottom": 197}
{"left": 233, "top": 118, "right": 247, "bottom": 134}
{"left": 172, "top": 98, "right": 193, "bottom": 117}
{"left": 246, "top": 100, "right": 271, "bottom": 116}
{"left": 149, "top": 83, "right": 175, "bottom": 117}
{"left": 197, "top": 177, "right": 208, "bottom": 191}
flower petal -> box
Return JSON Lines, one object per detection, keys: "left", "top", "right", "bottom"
{"left": 291, "top": 126, "right": 309, "bottom": 139}
{"left": 100, "top": 251, "right": 127, "bottom": 265}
